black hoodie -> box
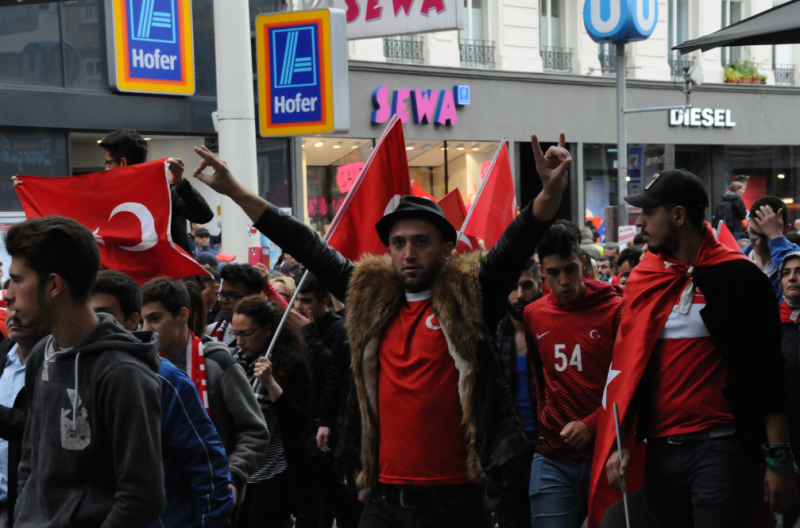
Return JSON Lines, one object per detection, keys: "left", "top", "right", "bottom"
{"left": 15, "top": 314, "right": 165, "bottom": 528}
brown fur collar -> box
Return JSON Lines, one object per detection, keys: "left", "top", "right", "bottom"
{"left": 346, "top": 251, "right": 486, "bottom": 488}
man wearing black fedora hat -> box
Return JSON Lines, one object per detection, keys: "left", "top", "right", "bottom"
{"left": 191, "top": 134, "right": 572, "bottom": 528}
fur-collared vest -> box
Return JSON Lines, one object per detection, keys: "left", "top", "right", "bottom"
{"left": 346, "top": 251, "right": 489, "bottom": 488}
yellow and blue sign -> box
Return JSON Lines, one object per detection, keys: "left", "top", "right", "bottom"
{"left": 583, "top": 0, "right": 658, "bottom": 44}
{"left": 256, "top": 9, "right": 350, "bottom": 137}
{"left": 106, "top": 0, "right": 195, "bottom": 95}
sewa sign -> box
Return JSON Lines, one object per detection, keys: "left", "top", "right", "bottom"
{"left": 332, "top": 0, "right": 463, "bottom": 40}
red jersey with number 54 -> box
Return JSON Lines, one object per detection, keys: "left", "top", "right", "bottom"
{"left": 523, "top": 280, "right": 623, "bottom": 460}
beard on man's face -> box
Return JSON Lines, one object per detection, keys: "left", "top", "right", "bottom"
{"left": 508, "top": 299, "right": 531, "bottom": 321}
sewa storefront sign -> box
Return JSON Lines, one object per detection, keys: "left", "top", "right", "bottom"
{"left": 371, "top": 85, "right": 468, "bottom": 126}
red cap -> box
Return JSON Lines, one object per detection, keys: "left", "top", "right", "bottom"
{"left": 217, "top": 253, "right": 236, "bottom": 263}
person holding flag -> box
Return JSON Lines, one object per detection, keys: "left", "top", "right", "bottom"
{"left": 524, "top": 224, "right": 623, "bottom": 528}
{"left": 598, "top": 169, "right": 798, "bottom": 528}
{"left": 189, "top": 128, "right": 572, "bottom": 528}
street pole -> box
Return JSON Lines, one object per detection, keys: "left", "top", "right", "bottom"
{"left": 616, "top": 42, "right": 628, "bottom": 232}
{"left": 213, "top": 0, "right": 260, "bottom": 258}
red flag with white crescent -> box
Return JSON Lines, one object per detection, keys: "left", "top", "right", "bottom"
{"left": 325, "top": 115, "right": 412, "bottom": 260}
{"left": 463, "top": 143, "right": 516, "bottom": 250}
{"left": 15, "top": 160, "right": 208, "bottom": 285}
{"left": 438, "top": 188, "right": 480, "bottom": 253}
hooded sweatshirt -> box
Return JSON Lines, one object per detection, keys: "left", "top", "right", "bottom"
{"left": 15, "top": 314, "right": 165, "bottom": 528}
{"left": 523, "top": 279, "right": 623, "bottom": 459}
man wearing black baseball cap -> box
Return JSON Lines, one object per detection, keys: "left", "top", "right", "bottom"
{"left": 604, "top": 169, "right": 797, "bottom": 526}
{"left": 192, "top": 134, "right": 572, "bottom": 528}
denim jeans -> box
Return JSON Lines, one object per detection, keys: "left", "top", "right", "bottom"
{"left": 529, "top": 453, "right": 592, "bottom": 528}
{"left": 645, "top": 435, "right": 760, "bottom": 528}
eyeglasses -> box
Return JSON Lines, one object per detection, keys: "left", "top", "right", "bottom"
{"left": 231, "top": 324, "right": 267, "bottom": 341}
{"left": 748, "top": 230, "right": 767, "bottom": 242}
{"left": 103, "top": 159, "right": 119, "bottom": 168}
{"left": 217, "top": 292, "right": 245, "bottom": 303}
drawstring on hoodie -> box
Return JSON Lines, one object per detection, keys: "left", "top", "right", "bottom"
{"left": 73, "top": 352, "right": 80, "bottom": 431}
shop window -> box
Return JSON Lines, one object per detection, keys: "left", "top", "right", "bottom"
{"left": 63, "top": 0, "right": 108, "bottom": 90}
{"left": 257, "top": 138, "right": 293, "bottom": 209}
{"left": 667, "top": 0, "right": 692, "bottom": 78}
{"left": 0, "top": 128, "right": 69, "bottom": 212}
{"left": 193, "top": 0, "right": 216, "bottom": 96}
{"left": 0, "top": 4, "right": 64, "bottom": 87}
{"left": 720, "top": 1, "right": 742, "bottom": 66}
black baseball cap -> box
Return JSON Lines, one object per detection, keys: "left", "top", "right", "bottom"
{"left": 375, "top": 196, "right": 457, "bottom": 246}
{"left": 624, "top": 169, "right": 709, "bottom": 211}
{"left": 195, "top": 227, "right": 210, "bottom": 237}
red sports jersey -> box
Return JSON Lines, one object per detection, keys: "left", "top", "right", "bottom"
{"left": 524, "top": 280, "right": 623, "bottom": 459}
{"left": 648, "top": 288, "right": 734, "bottom": 438}
{"left": 377, "top": 291, "right": 471, "bottom": 486}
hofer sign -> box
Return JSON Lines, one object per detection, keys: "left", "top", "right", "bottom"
{"left": 332, "top": 0, "right": 464, "bottom": 39}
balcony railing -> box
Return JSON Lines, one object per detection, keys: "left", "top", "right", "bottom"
{"left": 774, "top": 64, "right": 796, "bottom": 86}
{"left": 598, "top": 49, "right": 619, "bottom": 77}
{"left": 383, "top": 36, "right": 424, "bottom": 64}
{"left": 668, "top": 54, "right": 695, "bottom": 79}
{"left": 540, "top": 46, "right": 573, "bottom": 73}
{"left": 459, "top": 39, "right": 495, "bottom": 68}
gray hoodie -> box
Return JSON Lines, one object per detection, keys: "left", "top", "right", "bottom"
{"left": 15, "top": 314, "right": 165, "bottom": 528}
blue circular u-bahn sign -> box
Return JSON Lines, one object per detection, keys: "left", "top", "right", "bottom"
{"left": 583, "top": 0, "right": 658, "bottom": 44}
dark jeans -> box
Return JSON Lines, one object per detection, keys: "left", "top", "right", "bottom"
{"left": 311, "top": 449, "right": 359, "bottom": 528}
{"left": 359, "top": 484, "right": 492, "bottom": 528}
{"left": 645, "top": 435, "right": 760, "bottom": 528}
{"left": 237, "top": 472, "right": 293, "bottom": 528}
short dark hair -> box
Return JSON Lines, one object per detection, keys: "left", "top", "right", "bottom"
{"left": 98, "top": 129, "right": 148, "bottom": 165}
{"left": 537, "top": 224, "right": 582, "bottom": 264}
{"left": 788, "top": 232, "right": 800, "bottom": 246}
{"left": 751, "top": 196, "right": 789, "bottom": 226}
{"left": 199, "top": 270, "right": 221, "bottom": 285}
{"left": 617, "top": 246, "right": 643, "bottom": 271}
{"left": 6, "top": 216, "right": 100, "bottom": 302}
{"left": 597, "top": 256, "right": 611, "bottom": 264}
{"left": 141, "top": 277, "right": 190, "bottom": 317}
{"left": 92, "top": 270, "right": 142, "bottom": 318}
{"left": 633, "top": 232, "right": 645, "bottom": 246}
{"left": 523, "top": 257, "right": 540, "bottom": 281}
{"left": 604, "top": 244, "right": 619, "bottom": 254}
{"left": 220, "top": 264, "right": 265, "bottom": 295}
{"left": 297, "top": 272, "right": 329, "bottom": 303}
{"left": 281, "top": 260, "right": 302, "bottom": 278}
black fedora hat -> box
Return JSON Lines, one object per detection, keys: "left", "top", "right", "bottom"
{"left": 375, "top": 196, "right": 458, "bottom": 246}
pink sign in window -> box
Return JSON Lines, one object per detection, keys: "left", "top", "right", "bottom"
{"left": 336, "top": 162, "right": 365, "bottom": 193}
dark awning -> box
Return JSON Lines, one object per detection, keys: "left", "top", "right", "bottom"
{"left": 673, "top": 0, "right": 800, "bottom": 54}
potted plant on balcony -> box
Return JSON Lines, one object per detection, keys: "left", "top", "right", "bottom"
{"left": 724, "top": 60, "right": 765, "bottom": 84}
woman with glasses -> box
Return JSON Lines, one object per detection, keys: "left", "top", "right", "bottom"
{"left": 231, "top": 295, "right": 313, "bottom": 528}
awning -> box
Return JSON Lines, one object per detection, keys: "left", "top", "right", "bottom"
{"left": 673, "top": 0, "right": 800, "bottom": 54}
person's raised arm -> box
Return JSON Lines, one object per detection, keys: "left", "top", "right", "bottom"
{"left": 191, "top": 146, "right": 354, "bottom": 302}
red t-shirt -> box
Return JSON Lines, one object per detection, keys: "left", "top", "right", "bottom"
{"left": 648, "top": 288, "right": 734, "bottom": 438}
{"left": 524, "top": 280, "right": 623, "bottom": 459}
{"left": 377, "top": 291, "right": 471, "bottom": 486}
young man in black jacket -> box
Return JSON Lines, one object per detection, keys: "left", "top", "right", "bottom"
{"left": 605, "top": 170, "right": 798, "bottom": 527}
{"left": 191, "top": 133, "right": 571, "bottom": 528}
{"left": 6, "top": 216, "right": 165, "bottom": 527}
{"left": 0, "top": 307, "right": 48, "bottom": 526}
{"left": 99, "top": 129, "right": 214, "bottom": 255}
{"left": 291, "top": 272, "right": 358, "bottom": 528}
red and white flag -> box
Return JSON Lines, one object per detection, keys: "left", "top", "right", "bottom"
{"left": 716, "top": 221, "right": 741, "bottom": 252}
{"left": 411, "top": 180, "right": 435, "bottom": 201}
{"left": 462, "top": 142, "right": 516, "bottom": 250}
{"left": 16, "top": 160, "right": 207, "bottom": 285}
{"left": 326, "top": 115, "right": 412, "bottom": 260}
{"left": 438, "top": 188, "right": 480, "bottom": 253}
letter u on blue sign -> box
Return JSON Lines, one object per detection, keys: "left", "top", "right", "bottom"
{"left": 583, "top": 0, "right": 657, "bottom": 43}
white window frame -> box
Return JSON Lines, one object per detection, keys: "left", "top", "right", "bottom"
{"left": 721, "top": 0, "right": 742, "bottom": 65}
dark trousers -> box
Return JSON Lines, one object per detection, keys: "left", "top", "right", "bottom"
{"left": 645, "top": 435, "right": 760, "bottom": 528}
{"left": 496, "top": 451, "right": 533, "bottom": 528}
{"left": 311, "top": 449, "right": 359, "bottom": 528}
{"left": 237, "top": 472, "right": 293, "bottom": 528}
{"left": 359, "top": 484, "right": 492, "bottom": 528}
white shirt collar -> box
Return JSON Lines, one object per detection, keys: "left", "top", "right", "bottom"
{"left": 405, "top": 290, "right": 432, "bottom": 302}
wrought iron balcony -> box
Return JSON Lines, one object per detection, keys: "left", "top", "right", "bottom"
{"left": 459, "top": 39, "right": 495, "bottom": 68}
{"left": 540, "top": 46, "right": 573, "bottom": 73}
{"left": 598, "top": 49, "right": 618, "bottom": 77}
{"left": 383, "top": 36, "right": 424, "bottom": 64}
{"left": 668, "top": 54, "right": 695, "bottom": 79}
{"left": 773, "top": 64, "right": 795, "bottom": 86}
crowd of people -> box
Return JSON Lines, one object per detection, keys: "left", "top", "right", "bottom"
{"left": 0, "top": 128, "right": 799, "bottom": 528}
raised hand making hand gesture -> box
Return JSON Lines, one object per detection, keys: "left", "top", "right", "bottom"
{"left": 531, "top": 132, "right": 572, "bottom": 221}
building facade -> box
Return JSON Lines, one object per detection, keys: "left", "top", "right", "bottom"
{"left": 0, "top": 0, "right": 798, "bottom": 252}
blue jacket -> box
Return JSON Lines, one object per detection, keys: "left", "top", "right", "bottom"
{"left": 743, "top": 235, "right": 800, "bottom": 302}
{"left": 154, "top": 358, "right": 234, "bottom": 528}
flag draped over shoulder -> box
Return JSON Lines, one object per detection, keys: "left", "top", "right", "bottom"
{"left": 16, "top": 160, "right": 207, "bottom": 285}
{"left": 462, "top": 143, "right": 516, "bottom": 250}
{"left": 325, "top": 115, "right": 412, "bottom": 260}
{"left": 588, "top": 225, "right": 747, "bottom": 526}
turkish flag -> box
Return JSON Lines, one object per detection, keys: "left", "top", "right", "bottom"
{"left": 717, "top": 221, "right": 741, "bottom": 251}
{"left": 463, "top": 143, "right": 516, "bottom": 250}
{"left": 16, "top": 160, "right": 208, "bottom": 285}
{"left": 411, "top": 180, "right": 435, "bottom": 201}
{"left": 326, "top": 115, "right": 411, "bottom": 261}
{"left": 438, "top": 188, "right": 480, "bottom": 253}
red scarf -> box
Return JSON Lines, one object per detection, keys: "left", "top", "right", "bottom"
{"left": 587, "top": 224, "right": 747, "bottom": 527}
{"left": 160, "top": 332, "right": 211, "bottom": 418}
{"left": 210, "top": 319, "right": 228, "bottom": 341}
{"left": 781, "top": 300, "right": 800, "bottom": 324}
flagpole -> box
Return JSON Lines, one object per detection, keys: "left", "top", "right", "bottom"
{"left": 613, "top": 403, "right": 632, "bottom": 528}
{"left": 455, "top": 137, "right": 506, "bottom": 245}
{"left": 259, "top": 116, "right": 403, "bottom": 364}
